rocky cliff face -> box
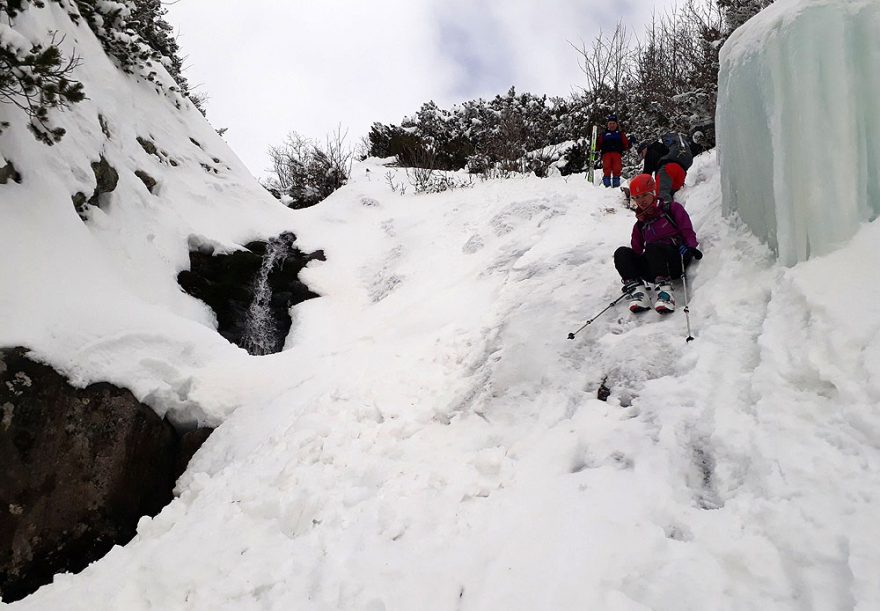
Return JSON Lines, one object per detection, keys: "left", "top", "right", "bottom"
{"left": 0, "top": 349, "right": 211, "bottom": 602}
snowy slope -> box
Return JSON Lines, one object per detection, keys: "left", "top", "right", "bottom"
{"left": 4, "top": 3, "right": 880, "bottom": 609}
{"left": 6, "top": 149, "right": 880, "bottom": 609}
{"left": 0, "top": 3, "right": 296, "bottom": 425}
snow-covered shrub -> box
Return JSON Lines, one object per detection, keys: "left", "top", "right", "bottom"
{"left": 363, "top": 0, "right": 774, "bottom": 177}
{"left": 465, "top": 152, "right": 490, "bottom": 175}
{"left": 264, "top": 129, "right": 353, "bottom": 209}
{"left": 369, "top": 88, "right": 582, "bottom": 173}
{"left": 557, "top": 141, "right": 590, "bottom": 177}
{"left": 404, "top": 166, "right": 474, "bottom": 194}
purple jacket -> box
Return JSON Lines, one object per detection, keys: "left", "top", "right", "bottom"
{"left": 631, "top": 201, "right": 698, "bottom": 254}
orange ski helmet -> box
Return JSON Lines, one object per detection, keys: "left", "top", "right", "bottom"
{"left": 629, "top": 174, "right": 656, "bottom": 198}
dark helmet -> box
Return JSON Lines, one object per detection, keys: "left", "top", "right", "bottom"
{"left": 607, "top": 114, "right": 618, "bottom": 123}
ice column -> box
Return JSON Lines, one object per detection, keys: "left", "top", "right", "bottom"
{"left": 717, "top": 0, "right": 880, "bottom": 265}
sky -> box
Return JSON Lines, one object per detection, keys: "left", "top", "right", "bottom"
{"left": 166, "top": 0, "right": 678, "bottom": 179}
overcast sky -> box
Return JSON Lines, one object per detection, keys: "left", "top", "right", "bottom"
{"left": 166, "top": 0, "right": 677, "bottom": 178}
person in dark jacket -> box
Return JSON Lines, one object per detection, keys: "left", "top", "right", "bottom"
{"left": 596, "top": 115, "right": 630, "bottom": 188}
{"left": 637, "top": 137, "right": 688, "bottom": 203}
{"left": 614, "top": 174, "right": 701, "bottom": 314}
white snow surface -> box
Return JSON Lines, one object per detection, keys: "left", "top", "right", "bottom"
{"left": 717, "top": 0, "right": 880, "bottom": 266}
{"left": 2, "top": 3, "right": 880, "bottom": 610}
{"left": 6, "top": 148, "right": 880, "bottom": 608}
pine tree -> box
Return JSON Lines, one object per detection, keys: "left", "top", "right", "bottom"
{"left": 67, "top": 0, "right": 201, "bottom": 110}
{"left": 717, "top": 0, "right": 774, "bottom": 33}
{"left": 127, "top": 0, "right": 200, "bottom": 109}
{"left": 1, "top": 0, "right": 86, "bottom": 144}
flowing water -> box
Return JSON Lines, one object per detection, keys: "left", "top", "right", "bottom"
{"left": 240, "top": 234, "right": 295, "bottom": 355}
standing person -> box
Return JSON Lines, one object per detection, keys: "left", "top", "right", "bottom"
{"left": 636, "top": 131, "right": 693, "bottom": 203}
{"left": 596, "top": 115, "right": 630, "bottom": 188}
{"left": 614, "top": 174, "right": 702, "bottom": 314}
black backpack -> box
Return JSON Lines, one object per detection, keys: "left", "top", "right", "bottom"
{"left": 660, "top": 132, "right": 694, "bottom": 172}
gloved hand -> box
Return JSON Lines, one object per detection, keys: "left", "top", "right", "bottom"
{"left": 679, "top": 245, "right": 703, "bottom": 260}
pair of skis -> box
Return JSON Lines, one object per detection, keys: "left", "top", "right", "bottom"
{"left": 587, "top": 125, "right": 600, "bottom": 186}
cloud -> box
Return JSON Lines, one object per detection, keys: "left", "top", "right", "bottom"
{"left": 167, "top": 0, "right": 676, "bottom": 177}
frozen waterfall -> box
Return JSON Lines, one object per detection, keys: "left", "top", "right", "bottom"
{"left": 717, "top": 0, "right": 880, "bottom": 265}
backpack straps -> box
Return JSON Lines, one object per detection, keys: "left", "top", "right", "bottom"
{"left": 639, "top": 200, "right": 683, "bottom": 245}
{"left": 660, "top": 200, "right": 678, "bottom": 231}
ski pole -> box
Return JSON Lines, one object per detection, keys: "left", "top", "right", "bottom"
{"left": 567, "top": 293, "right": 628, "bottom": 340}
{"left": 680, "top": 253, "right": 694, "bottom": 342}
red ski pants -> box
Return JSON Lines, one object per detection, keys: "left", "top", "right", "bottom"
{"left": 655, "top": 162, "right": 687, "bottom": 201}
{"left": 602, "top": 152, "right": 623, "bottom": 178}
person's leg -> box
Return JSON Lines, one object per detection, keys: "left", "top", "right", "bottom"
{"left": 660, "top": 162, "right": 686, "bottom": 201}
{"left": 656, "top": 166, "right": 674, "bottom": 203}
{"left": 602, "top": 154, "right": 612, "bottom": 187}
{"left": 614, "top": 247, "right": 652, "bottom": 312}
{"left": 668, "top": 162, "right": 686, "bottom": 192}
{"left": 610, "top": 153, "right": 622, "bottom": 188}
{"left": 643, "top": 243, "right": 682, "bottom": 280}
{"left": 644, "top": 244, "right": 682, "bottom": 313}
{"left": 614, "top": 246, "right": 650, "bottom": 281}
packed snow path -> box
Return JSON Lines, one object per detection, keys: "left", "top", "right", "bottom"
{"left": 7, "top": 154, "right": 880, "bottom": 610}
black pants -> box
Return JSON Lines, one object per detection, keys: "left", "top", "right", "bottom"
{"left": 614, "top": 244, "right": 690, "bottom": 283}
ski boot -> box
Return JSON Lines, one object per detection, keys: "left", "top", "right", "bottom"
{"left": 654, "top": 279, "right": 675, "bottom": 314}
{"left": 622, "top": 279, "right": 650, "bottom": 313}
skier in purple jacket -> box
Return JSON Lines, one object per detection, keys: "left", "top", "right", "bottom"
{"left": 614, "top": 174, "right": 702, "bottom": 314}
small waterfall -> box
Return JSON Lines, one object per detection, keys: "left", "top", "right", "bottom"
{"left": 240, "top": 234, "right": 295, "bottom": 355}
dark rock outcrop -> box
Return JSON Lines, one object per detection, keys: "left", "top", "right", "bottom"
{"left": 89, "top": 156, "right": 118, "bottom": 207}
{"left": 0, "top": 159, "right": 22, "bottom": 185}
{"left": 98, "top": 114, "right": 112, "bottom": 139}
{"left": 134, "top": 169, "right": 157, "bottom": 193}
{"left": 0, "top": 348, "right": 213, "bottom": 603}
{"left": 177, "top": 232, "right": 324, "bottom": 354}
{"left": 72, "top": 192, "right": 88, "bottom": 220}
{"left": 70, "top": 157, "right": 120, "bottom": 221}
{"left": 136, "top": 135, "right": 158, "bottom": 157}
